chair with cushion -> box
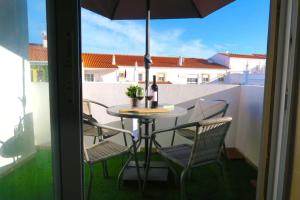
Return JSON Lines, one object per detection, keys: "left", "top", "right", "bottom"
{"left": 84, "top": 122, "right": 142, "bottom": 200}
{"left": 171, "top": 99, "right": 229, "bottom": 157}
{"left": 144, "top": 117, "right": 232, "bottom": 200}
{"left": 83, "top": 99, "right": 128, "bottom": 177}
{"left": 82, "top": 99, "right": 126, "bottom": 144}
{"left": 171, "top": 99, "right": 229, "bottom": 145}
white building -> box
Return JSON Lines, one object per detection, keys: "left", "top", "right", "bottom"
{"left": 209, "top": 53, "right": 266, "bottom": 85}
{"left": 82, "top": 53, "right": 229, "bottom": 84}
{"left": 28, "top": 42, "right": 266, "bottom": 85}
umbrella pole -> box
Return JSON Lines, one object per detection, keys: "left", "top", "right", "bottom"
{"left": 144, "top": 0, "right": 151, "bottom": 108}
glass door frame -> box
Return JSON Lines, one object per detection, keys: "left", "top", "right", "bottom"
{"left": 46, "top": 0, "right": 83, "bottom": 199}
{"left": 257, "top": 0, "right": 300, "bottom": 199}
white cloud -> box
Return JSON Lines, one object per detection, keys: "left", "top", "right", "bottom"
{"left": 81, "top": 9, "right": 218, "bottom": 58}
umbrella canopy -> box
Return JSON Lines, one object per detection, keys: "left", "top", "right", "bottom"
{"left": 81, "top": 0, "right": 234, "bottom": 20}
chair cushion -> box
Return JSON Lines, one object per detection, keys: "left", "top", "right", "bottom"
{"left": 85, "top": 141, "right": 128, "bottom": 163}
{"left": 158, "top": 144, "right": 192, "bottom": 167}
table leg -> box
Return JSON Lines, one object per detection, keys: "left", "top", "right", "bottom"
{"left": 144, "top": 121, "right": 149, "bottom": 165}
{"left": 122, "top": 119, "right": 168, "bottom": 182}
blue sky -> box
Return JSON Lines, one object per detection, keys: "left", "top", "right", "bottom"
{"left": 28, "top": 0, "right": 270, "bottom": 58}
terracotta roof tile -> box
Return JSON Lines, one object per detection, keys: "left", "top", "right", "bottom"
{"left": 28, "top": 44, "right": 48, "bottom": 61}
{"left": 82, "top": 53, "right": 118, "bottom": 68}
{"left": 28, "top": 44, "right": 227, "bottom": 69}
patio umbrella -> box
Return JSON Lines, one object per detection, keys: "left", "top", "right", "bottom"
{"left": 81, "top": 0, "right": 234, "bottom": 106}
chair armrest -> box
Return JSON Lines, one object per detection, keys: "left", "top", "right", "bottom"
{"left": 88, "top": 100, "right": 108, "bottom": 109}
{"left": 199, "top": 117, "right": 232, "bottom": 126}
{"left": 152, "top": 121, "right": 200, "bottom": 137}
{"left": 86, "top": 120, "right": 134, "bottom": 139}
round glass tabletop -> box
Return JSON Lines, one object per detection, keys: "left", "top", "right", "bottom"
{"left": 107, "top": 104, "right": 187, "bottom": 119}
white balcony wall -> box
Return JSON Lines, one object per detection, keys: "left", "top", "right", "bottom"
{"left": 30, "top": 83, "right": 263, "bottom": 167}
{"left": 82, "top": 83, "right": 241, "bottom": 149}
{"left": 235, "top": 85, "right": 264, "bottom": 166}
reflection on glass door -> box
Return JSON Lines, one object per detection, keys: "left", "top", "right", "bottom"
{"left": 0, "top": 0, "right": 53, "bottom": 199}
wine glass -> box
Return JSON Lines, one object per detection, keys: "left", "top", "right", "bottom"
{"left": 136, "top": 88, "right": 144, "bottom": 101}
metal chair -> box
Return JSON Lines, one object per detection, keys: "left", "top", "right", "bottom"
{"left": 83, "top": 99, "right": 128, "bottom": 178}
{"left": 84, "top": 123, "right": 142, "bottom": 200}
{"left": 171, "top": 99, "right": 229, "bottom": 145}
{"left": 82, "top": 99, "right": 126, "bottom": 144}
{"left": 144, "top": 117, "right": 232, "bottom": 200}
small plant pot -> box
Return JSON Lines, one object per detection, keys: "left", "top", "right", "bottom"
{"left": 130, "top": 98, "right": 139, "bottom": 108}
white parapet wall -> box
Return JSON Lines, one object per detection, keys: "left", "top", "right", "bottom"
{"left": 82, "top": 83, "right": 241, "bottom": 148}
{"left": 31, "top": 82, "right": 264, "bottom": 167}
{"left": 235, "top": 85, "right": 265, "bottom": 166}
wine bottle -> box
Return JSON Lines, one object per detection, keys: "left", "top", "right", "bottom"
{"left": 151, "top": 75, "right": 158, "bottom": 108}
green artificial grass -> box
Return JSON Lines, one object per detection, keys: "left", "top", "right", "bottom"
{"left": 0, "top": 150, "right": 257, "bottom": 200}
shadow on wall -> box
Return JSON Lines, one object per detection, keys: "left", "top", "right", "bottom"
{"left": 0, "top": 113, "right": 35, "bottom": 175}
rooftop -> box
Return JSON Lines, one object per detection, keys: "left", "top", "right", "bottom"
{"left": 82, "top": 53, "right": 228, "bottom": 69}
{"left": 28, "top": 44, "right": 228, "bottom": 69}
{"left": 28, "top": 43, "right": 48, "bottom": 61}
{"left": 219, "top": 53, "right": 267, "bottom": 59}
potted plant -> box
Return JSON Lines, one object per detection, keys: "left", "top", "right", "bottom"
{"left": 126, "top": 85, "right": 143, "bottom": 107}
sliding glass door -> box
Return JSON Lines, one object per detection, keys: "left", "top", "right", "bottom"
{"left": 0, "top": 0, "right": 54, "bottom": 199}
{"left": 0, "top": 0, "right": 83, "bottom": 199}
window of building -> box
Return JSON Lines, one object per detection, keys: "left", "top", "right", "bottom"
{"left": 218, "top": 73, "right": 225, "bottom": 82}
{"left": 201, "top": 74, "right": 210, "bottom": 83}
{"left": 138, "top": 73, "right": 144, "bottom": 81}
{"left": 118, "top": 70, "right": 126, "bottom": 81}
{"left": 157, "top": 73, "right": 166, "bottom": 82}
{"left": 30, "top": 65, "right": 49, "bottom": 82}
{"left": 187, "top": 74, "right": 198, "bottom": 84}
{"left": 85, "top": 73, "right": 94, "bottom": 82}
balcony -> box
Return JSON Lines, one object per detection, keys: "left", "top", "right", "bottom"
{"left": 0, "top": 82, "right": 263, "bottom": 199}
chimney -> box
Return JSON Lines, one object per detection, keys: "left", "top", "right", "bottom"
{"left": 42, "top": 31, "right": 47, "bottom": 48}
{"left": 178, "top": 56, "right": 184, "bottom": 66}
{"left": 112, "top": 54, "right": 116, "bottom": 65}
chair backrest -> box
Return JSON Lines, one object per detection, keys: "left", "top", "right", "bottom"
{"left": 83, "top": 99, "right": 92, "bottom": 116}
{"left": 188, "top": 99, "right": 229, "bottom": 123}
{"left": 188, "top": 117, "right": 232, "bottom": 167}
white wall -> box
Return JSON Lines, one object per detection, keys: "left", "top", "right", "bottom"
{"left": 30, "top": 83, "right": 51, "bottom": 146}
{"left": 209, "top": 54, "right": 230, "bottom": 67}
{"left": 235, "top": 85, "right": 264, "bottom": 166}
{"left": 82, "top": 83, "right": 240, "bottom": 148}
{"left": 0, "top": 0, "right": 35, "bottom": 172}
{"left": 229, "top": 57, "right": 266, "bottom": 73}
{"left": 84, "top": 68, "right": 117, "bottom": 82}
{"left": 84, "top": 66, "right": 227, "bottom": 84}
{"left": 29, "top": 82, "right": 263, "bottom": 167}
